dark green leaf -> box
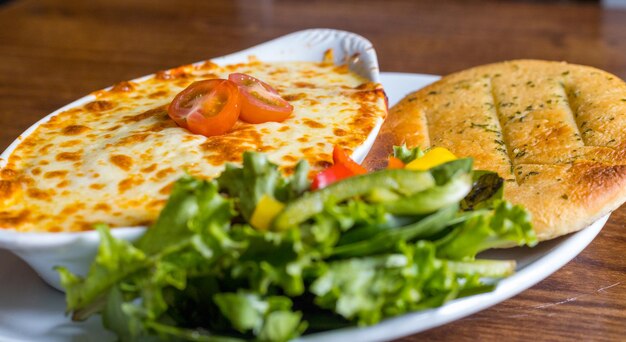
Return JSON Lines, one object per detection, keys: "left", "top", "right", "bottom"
{"left": 461, "top": 171, "right": 504, "bottom": 210}
{"left": 331, "top": 205, "right": 458, "bottom": 258}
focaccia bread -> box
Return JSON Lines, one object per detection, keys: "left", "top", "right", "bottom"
{"left": 365, "top": 60, "right": 626, "bottom": 241}
{"left": 0, "top": 60, "right": 387, "bottom": 232}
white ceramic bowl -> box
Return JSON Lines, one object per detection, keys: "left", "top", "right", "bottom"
{"left": 0, "top": 29, "right": 383, "bottom": 291}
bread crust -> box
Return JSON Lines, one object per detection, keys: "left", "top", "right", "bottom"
{"left": 364, "top": 60, "right": 626, "bottom": 241}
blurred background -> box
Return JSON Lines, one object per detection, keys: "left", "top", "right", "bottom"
{"left": 1, "top": 0, "right": 626, "bottom": 147}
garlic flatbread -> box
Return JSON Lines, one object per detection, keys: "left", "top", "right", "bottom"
{"left": 366, "top": 60, "right": 626, "bottom": 241}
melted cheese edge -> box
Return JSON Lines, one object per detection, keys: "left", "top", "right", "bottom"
{"left": 0, "top": 61, "right": 386, "bottom": 232}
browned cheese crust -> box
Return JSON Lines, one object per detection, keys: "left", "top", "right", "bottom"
{"left": 364, "top": 60, "right": 626, "bottom": 241}
{"left": 0, "top": 61, "right": 387, "bottom": 232}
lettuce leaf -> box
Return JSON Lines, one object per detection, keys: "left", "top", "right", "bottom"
{"left": 217, "top": 152, "right": 309, "bottom": 221}
{"left": 136, "top": 176, "right": 235, "bottom": 255}
{"left": 229, "top": 225, "right": 311, "bottom": 296}
{"left": 57, "top": 225, "right": 147, "bottom": 316}
{"left": 213, "top": 292, "right": 306, "bottom": 341}
{"left": 312, "top": 242, "right": 459, "bottom": 325}
{"left": 436, "top": 200, "right": 537, "bottom": 260}
{"left": 393, "top": 145, "right": 424, "bottom": 164}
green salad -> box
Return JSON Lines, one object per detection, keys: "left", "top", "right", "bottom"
{"left": 57, "top": 147, "right": 536, "bottom": 341}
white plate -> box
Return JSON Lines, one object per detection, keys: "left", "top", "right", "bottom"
{"left": 0, "top": 72, "right": 608, "bottom": 342}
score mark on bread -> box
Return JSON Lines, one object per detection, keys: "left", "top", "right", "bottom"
{"left": 366, "top": 59, "right": 626, "bottom": 241}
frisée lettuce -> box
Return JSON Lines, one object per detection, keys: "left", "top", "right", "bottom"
{"left": 57, "top": 149, "right": 536, "bottom": 341}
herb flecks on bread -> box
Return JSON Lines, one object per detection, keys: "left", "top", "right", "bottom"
{"left": 365, "top": 60, "right": 626, "bottom": 241}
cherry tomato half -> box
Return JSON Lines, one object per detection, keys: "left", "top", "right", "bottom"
{"left": 168, "top": 79, "right": 240, "bottom": 137}
{"left": 228, "top": 73, "right": 293, "bottom": 124}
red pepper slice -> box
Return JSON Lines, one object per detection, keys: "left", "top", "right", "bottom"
{"left": 332, "top": 146, "right": 367, "bottom": 175}
{"left": 311, "top": 146, "right": 367, "bottom": 190}
{"left": 311, "top": 162, "right": 354, "bottom": 190}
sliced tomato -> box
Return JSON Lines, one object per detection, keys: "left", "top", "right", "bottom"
{"left": 228, "top": 73, "right": 293, "bottom": 123}
{"left": 332, "top": 146, "right": 367, "bottom": 175}
{"left": 168, "top": 79, "right": 240, "bottom": 137}
{"left": 311, "top": 162, "right": 355, "bottom": 190}
{"left": 387, "top": 156, "right": 405, "bottom": 169}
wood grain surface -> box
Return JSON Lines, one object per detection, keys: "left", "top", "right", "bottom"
{"left": 1, "top": 0, "right": 625, "bottom": 341}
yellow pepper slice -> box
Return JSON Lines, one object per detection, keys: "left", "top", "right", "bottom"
{"left": 405, "top": 147, "right": 457, "bottom": 171}
{"left": 250, "top": 194, "right": 286, "bottom": 230}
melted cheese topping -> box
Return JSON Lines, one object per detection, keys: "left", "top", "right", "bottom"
{"left": 0, "top": 61, "right": 386, "bottom": 232}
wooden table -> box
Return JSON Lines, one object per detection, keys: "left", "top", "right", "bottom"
{"left": 1, "top": 0, "right": 625, "bottom": 340}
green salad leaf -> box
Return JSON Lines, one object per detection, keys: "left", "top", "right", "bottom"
{"left": 393, "top": 145, "right": 424, "bottom": 164}
{"left": 436, "top": 200, "right": 537, "bottom": 260}
{"left": 57, "top": 225, "right": 147, "bottom": 317}
{"left": 311, "top": 241, "right": 467, "bottom": 325}
{"left": 217, "top": 153, "right": 310, "bottom": 221}
{"left": 214, "top": 292, "right": 306, "bottom": 341}
{"left": 58, "top": 150, "right": 536, "bottom": 342}
{"left": 461, "top": 170, "right": 504, "bottom": 210}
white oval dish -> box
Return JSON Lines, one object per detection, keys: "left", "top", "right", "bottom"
{"left": 0, "top": 71, "right": 610, "bottom": 342}
{"left": 0, "top": 29, "right": 383, "bottom": 290}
